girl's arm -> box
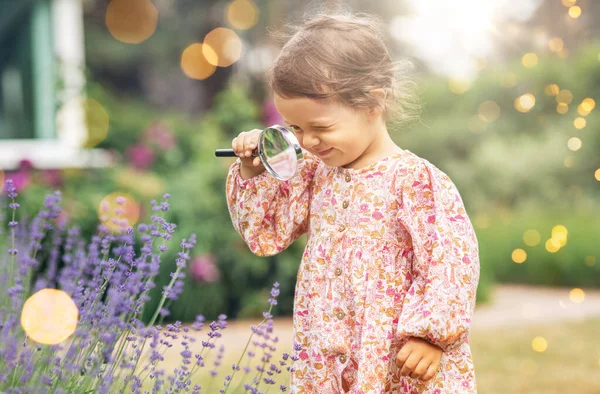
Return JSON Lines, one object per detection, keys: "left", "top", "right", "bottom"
{"left": 226, "top": 150, "right": 319, "bottom": 256}
{"left": 396, "top": 159, "right": 480, "bottom": 352}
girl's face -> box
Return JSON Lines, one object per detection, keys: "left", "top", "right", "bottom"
{"left": 273, "top": 94, "right": 385, "bottom": 169}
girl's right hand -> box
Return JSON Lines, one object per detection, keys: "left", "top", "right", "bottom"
{"left": 232, "top": 129, "right": 264, "bottom": 174}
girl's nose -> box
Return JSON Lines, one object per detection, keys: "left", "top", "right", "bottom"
{"left": 301, "top": 131, "right": 320, "bottom": 148}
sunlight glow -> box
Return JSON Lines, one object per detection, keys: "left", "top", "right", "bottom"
{"left": 390, "top": 0, "right": 541, "bottom": 79}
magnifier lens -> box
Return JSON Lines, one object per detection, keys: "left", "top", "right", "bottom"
{"left": 260, "top": 127, "right": 298, "bottom": 180}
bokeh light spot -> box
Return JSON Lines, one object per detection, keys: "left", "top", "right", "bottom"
{"left": 532, "top": 336, "right": 548, "bottom": 352}
{"left": 545, "top": 238, "right": 561, "bottom": 253}
{"left": 552, "top": 225, "right": 568, "bottom": 237}
{"left": 523, "top": 229, "right": 541, "bottom": 246}
{"left": 544, "top": 84, "right": 560, "bottom": 96}
{"left": 201, "top": 44, "right": 219, "bottom": 67}
{"left": 512, "top": 248, "right": 527, "bottom": 264}
{"left": 551, "top": 225, "right": 568, "bottom": 247}
{"left": 98, "top": 192, "right": 141, "bottom": 233}
{"left": 549, "top": 38, "right": 564, "bottom": 52}
{"left": 567, "top": 137, "right": 582, "bottom": 151}
{"left": 568, "top": 5, "right": 582, "bottom": 18}
{"left": 225, "top": 0, "right": 259, "bottom": 30}
{"left": 57, "top": 97, "right": 110, "bottom": 149}
{"left": 564, "top": 156, "right": 574, "bottom": 168}
{"left": 577, "top": 104, "right": 591, "bottom": 116}
{"left": 478, "top": 101, "right": 500, "bottom": 123}
{"left": 584, "top": 256, "right": 597, "bottom": 267}
{"left": 521, "top": 53, "right": 538, "bottom": 68}
{"left": 203, "top": 28, "right": 243, "bottom": 67}
{"left": 181, "top": 43, "right": 217, "bottom": 80}
{"left": 515, "top": 94, "right": 536, "bottom": 113}
{"left": 448, "top": 79, "right": 471, "bottom": 94}
{"left": 573, "top": 117, "right": 587, "bottom": 129}
{"left": 556, "top": 103, "right": 569, "bottom": 114}
{"left": 21, "top": 289, "right": 79, "bottom": 345}
{"left": 581, "top": 98, "right": 596, "bottom": 111}
{"left": 595, "top": 169, "right": 600, "bottom": 181}
{"left": 468, "top": 116, "right": 487, "bottom": 133}
{"left": 105, "top": 0, "right": 158, "bottom": 44}
{"left": 556, "top": 89, "right": 573, "bottom": 104}
{"left": 569, "top": 288, "right": 585, "bottom": 303}
{"left": 561, "top": 0, "right": 576, "bottom": 7}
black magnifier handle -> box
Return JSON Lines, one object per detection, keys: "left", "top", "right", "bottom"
{"left": 214, "top": 149, "right": 258, "bottom": 157}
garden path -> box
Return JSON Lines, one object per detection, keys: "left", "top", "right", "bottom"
{"left": 194, "top": 284, "right": 600, "bottom": 351}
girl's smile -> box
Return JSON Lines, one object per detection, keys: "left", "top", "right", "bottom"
{"left": 316, "top": 147, "right": 334, "bottom": 157}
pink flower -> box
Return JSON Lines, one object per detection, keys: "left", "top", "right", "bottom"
{"left": 126, "top": 144, "right": 156, "bottom": 169}
{"left": 144, "top": 121, "right": 176, "bottom": 151}
{"left": 7, "top": 159, "right": 33, "bottom": 192}
{"left": 189, "top": 254, "right": 220, "bottom": 283}
{"left": 262, "top": 100, "right": 284, "bottom": 126}
{"left": 40, "top": 169, "right": 63, "bottom": 188}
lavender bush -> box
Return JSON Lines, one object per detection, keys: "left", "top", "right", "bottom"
{"left": 0, "top": 178, "right": 297, "bottom": 393}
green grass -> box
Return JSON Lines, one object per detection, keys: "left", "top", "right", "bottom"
{"left": 472, "top": 318, "right": 600, "bottom": 394}
{"left": 138, "top": 318, "right": 600, "bottom": 393}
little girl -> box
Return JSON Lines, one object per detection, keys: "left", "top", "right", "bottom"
{"left": 226, "top": 12, "right": 480, "bottom": 394}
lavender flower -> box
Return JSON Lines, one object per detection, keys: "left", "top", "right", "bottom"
{"left": 0, "top": 179, "right": 293, "bottom": 393}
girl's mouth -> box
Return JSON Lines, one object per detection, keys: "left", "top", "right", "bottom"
{"left": 316, "top": 148, "right": 333, "bottom": 157}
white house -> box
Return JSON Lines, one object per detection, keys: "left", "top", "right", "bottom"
{"left": 0, "top": 0, "right": 111, "bottom": 169}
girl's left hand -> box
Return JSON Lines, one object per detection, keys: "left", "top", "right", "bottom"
{"left": 395, "top": 337, "right": 442, "bottom": 381}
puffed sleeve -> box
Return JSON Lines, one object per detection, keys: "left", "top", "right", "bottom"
{"left": 226, "top": 150, "right": 320, "bottom": 256}
{"left": 396, "top": 159, "right": 480, "bottom": 352}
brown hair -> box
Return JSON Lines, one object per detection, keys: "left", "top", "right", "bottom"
{"left": 267, "top": 12, "right": 420, "bottom": 123}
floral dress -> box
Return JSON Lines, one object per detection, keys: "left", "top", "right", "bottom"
{"left": 226, "top": 149, "right": 480, "bottom": 393}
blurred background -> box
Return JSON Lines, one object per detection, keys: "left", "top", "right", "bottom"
{"left": 0, "top": 0, "right": 599, "bottom": 391}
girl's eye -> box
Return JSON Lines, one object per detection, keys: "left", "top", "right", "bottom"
{"left": 289, "top": 125, "right": 302, "bottom": 132}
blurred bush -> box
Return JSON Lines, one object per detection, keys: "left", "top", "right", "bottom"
{"left": 478, "top": 207, "right": 600, "bottom": 288}
{"left": 394, "top": 41, "right": 600, "bottom": 293}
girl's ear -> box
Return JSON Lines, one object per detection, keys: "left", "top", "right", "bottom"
{"left": 367, "top": 88, "right": 387, "bottom": 120}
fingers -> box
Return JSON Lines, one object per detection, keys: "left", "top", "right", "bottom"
{"left": 409, "top": 358, "right": 435, "bottom": 380}
{"left": 232, "top": 129, "right": 261, "bottom": 158}
{"left": 396, "top": 345, "right": 440, "bottom": 381}
{"left": 422, "top": 362, "right": 440, "bottom": 381}
{"left": 398, "top": 351, "right": 422, "bottom": 378}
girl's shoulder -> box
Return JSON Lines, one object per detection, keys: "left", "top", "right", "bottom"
{"left": 392, "top": 150, "right": 458, "bottom": 195}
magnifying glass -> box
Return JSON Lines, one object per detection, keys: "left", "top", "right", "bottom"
{"left": 215, "top": 125, "right": 303, "bottom": 181}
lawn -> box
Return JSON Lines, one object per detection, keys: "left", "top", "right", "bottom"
{"left": 140, "top": 317, "right": 600, "bottom": 393}
{"left": 471, "top": 317, "right": 600, "bottom": 394}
